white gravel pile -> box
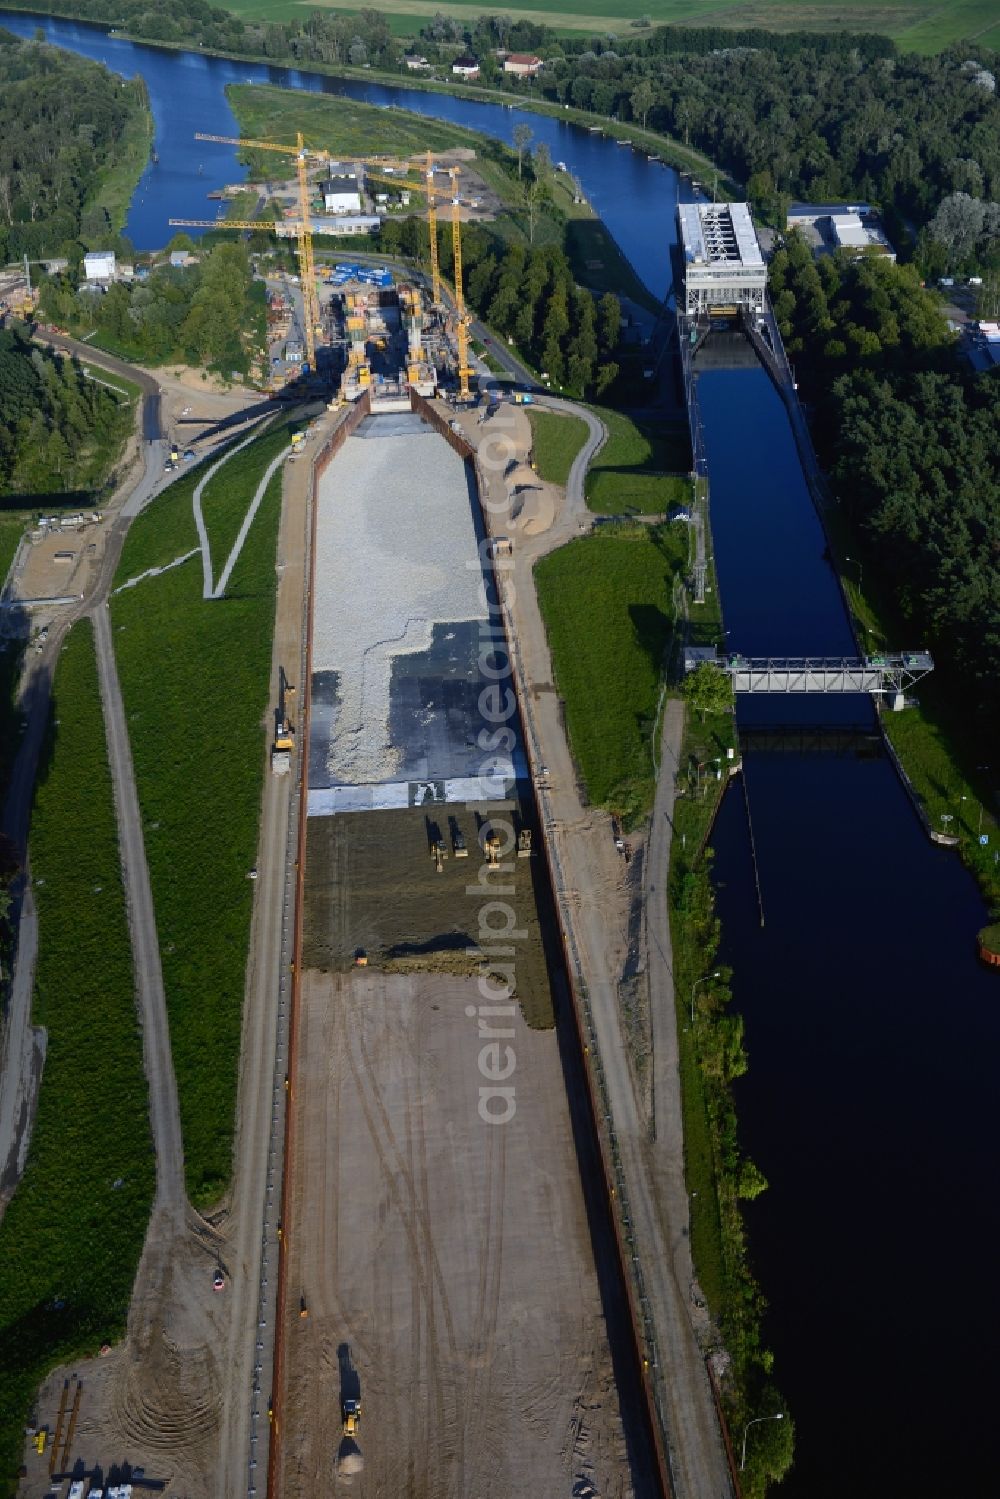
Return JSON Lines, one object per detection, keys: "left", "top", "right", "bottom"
{"left": 313, "top": 424, "right": 487, "bottom": 784}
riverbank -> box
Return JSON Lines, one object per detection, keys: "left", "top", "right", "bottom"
{"left": 0, "top": 0, "right": 736, "bottom": 190}
{"left": 87, "top": 72, "right": 153, "bottom": 237}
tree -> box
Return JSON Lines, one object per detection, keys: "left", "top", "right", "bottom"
{"left": 598, "top": 291, "right": 621, "bottom": 352}
{"left": 630, "top": 78, "right": 653, "bottom": 128}
{"left": 513, "top": 123, "right": 533, "bottom": 179}
{"left": 682, "top": 662, "right": 733, "bottom": 720}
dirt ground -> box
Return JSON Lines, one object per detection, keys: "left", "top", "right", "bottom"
{"left": 21, "top": 1208, "right": 228, "bottom": 1498}
{"left": 144, "top": 365, "right": 263, "bottom": 446}
{"left": 279, "top": 969, "right": 635, "bottom": 1499}
{"left": 303, "top": 801, "right": 556, "bottom": 1029}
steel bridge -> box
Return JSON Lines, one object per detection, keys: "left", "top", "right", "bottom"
{"left": 685, "top": 648, "right": 934, "bottom": 697}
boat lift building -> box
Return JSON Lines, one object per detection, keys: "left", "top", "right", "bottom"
{"left": 677, "top": 202, "right": 767, "bottom": 318}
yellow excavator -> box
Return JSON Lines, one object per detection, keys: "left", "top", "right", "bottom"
{"left": 342, "top": 1397, "right": 361, "bottom": 1437}
{"left": 271, "top": 667, "right": 296, "bottom": 774}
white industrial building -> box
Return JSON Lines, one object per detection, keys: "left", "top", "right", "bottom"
{"left": 277, "top": 216, "right": 380, "bottom": 239}
{"left": 322, "top": 171, "right": 363, "bottom": 214}
{"left": 677, "top": 202, "right": 766, "bottom": 318}
{"left": 83, "top": 250, "right": 116, "bottom": 282}
{"left": 786, "top": 202, "right": 895, "bottom": 261}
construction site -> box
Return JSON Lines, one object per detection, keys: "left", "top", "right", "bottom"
{"left": 171, "top": 134, "right": 482, "bottom": 407}
{"left": 5, "top": 114, "right": 733, "bottom": 1499}
{"left": 276, "top": 384, "right": 652, "bottom": 1498}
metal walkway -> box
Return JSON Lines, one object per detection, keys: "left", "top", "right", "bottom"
{"left": 685, "top": 648, "right": 934, "bottom": 695}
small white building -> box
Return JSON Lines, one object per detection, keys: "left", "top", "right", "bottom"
{"left": 452, "top": 55, "right": 480, "bottom": 80}
{"left": 83, "top": 250, "right": 116, "bottom": 283}
{"left": 503, "top": 53, "right": 543, "bottom": 77}
{"left": 322, "top": 172, "right": 363, "bottom": 214}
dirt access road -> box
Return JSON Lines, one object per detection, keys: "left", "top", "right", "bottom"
{"left": 279, "top": 970, "right": 638, "bottom": 1499}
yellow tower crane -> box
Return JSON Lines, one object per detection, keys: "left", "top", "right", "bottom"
{"left": 362, "top": 160, "right": 474, "bottom": 399}
{"left": 175, "top": 131, "right": 326, "bottom": 368}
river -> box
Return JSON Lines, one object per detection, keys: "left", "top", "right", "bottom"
{"left": 3, "top": 11, "right": 996, "bottom": 1495}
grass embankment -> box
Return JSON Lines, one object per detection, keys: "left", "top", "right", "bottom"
{"left": 84, "top": 75, "right": 153, "bottom": 237}
{"left": 0, "top": 621, "right": 154, "bottom": 1490}
{"left": 111, "top": 424, "right": 289, "bottom": 1206}
{"left": 825, "top": 518, "right": 1000, "bottom": 911}
{"left": 535, "top": 522, "right": 686, "bottom": 824}
{"left": 527, "top": 407, "right": 589, "bottom": 485}
{"left": 585, "top": 406, "right": 691, "bottom": 514}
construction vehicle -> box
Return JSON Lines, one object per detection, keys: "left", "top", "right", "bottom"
{"left": 33, "top": 1430, "right": 46, "bottom": 1455}
{"left": 342, "top": 1398, "right": 361, "bottom": 1437}
{"left": 271, "top": 666, "right": 295, "bottom": 774}
{"left": 432, "top": 838, "right": 447, "bottom": 874}
{"left": 517, "top": 828, "right": 533, "bottom": 858}
{"left": 484, "top": 830, "right": 502, "bottom": 867}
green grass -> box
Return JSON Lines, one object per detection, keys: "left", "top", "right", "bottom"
{"left": 535, "top": 523, "right": 686, "bottom": 822}
{"left": 200, "top": 424, "right": 289, "bottom": 585}
{"left": 229, "top": 82, "right": 494, "bottom": 161}
{"left": 0, "top": 620, "right": 154, "bottom": 1492}
{"left": 564, "top": 220, "right": 662, "bottom": 314}
{"left": 527, "top": 408, "right": 589, "bottom": 485}
{"left": 585, "top": 406, "right": 692, "bottom": 515}
{"left": 0, "top": 516, "right": 25, "bottom": 585}
{"left": 111, "top": 426, "right": 287, "bottom": 1205}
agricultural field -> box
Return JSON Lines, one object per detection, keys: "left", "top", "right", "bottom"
{"left": 0, "top": 621, "right": 154, "bottom": 1489}
{"left": 110, "top": 425, "right": 290, "bottom": 1206}
{"left": 535, "top": 522, "right": 686, "bottom": 823}
{"left": 585, "top": 406, "right": 691, "bottom": 515}
{"left": 219, "top": 0, "right": 1000, "bottom": 48}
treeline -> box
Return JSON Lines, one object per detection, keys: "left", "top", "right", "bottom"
{"left": 0, "top": 325, "right": 131, "bottom": 497}
{"left": 773, "top": 235, "right": 999, "bottom": 737}
{"left": 0, "top": 28, "right": 148, "bottom": 262}
{"left": 39, "top": 242, "right": 265, "bottom": 374}
{"left": 463, "top": 240, "right": 619, "bottom": 396}
{"left": 377, "top": 212, "right": 620, "bottom": 396}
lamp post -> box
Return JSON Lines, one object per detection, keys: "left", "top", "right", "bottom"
{"left": 741, "top": 1412, "right": 784, "bottom": 1470}
{"left": 690, "top": 969, "right": 721, "bottom": 1026}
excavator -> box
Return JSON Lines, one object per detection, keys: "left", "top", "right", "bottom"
{"left": 271, "top": 666, "right": 296, "bottom": 774}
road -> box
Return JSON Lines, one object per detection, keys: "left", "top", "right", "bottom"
{"left": 216, "top": 421, "right": 316, "bottom": 1499}
{"left": 461, "top": 395, "right": 734, "bottom": 1499}
{"left": 92, "top": 602, "right": 186, "bottom": 1214}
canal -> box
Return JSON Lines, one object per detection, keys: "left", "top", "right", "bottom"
{"left": 3, "top": 12, "right": 996, "bottom": 1494}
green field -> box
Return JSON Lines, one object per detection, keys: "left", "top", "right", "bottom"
{"left": 0, "top": 621, "right": 154, "bottom": 1491}
{"left": 535, "top": 524, "right": 685, "bottom": 823}
{"left": 111, "top": 427, "right": 288, "bottom": 1206}
{"left": 219, "top": 0, "right": 1000, "bottom": 48}
{"left": 585, "top": 407, "right": 692, "bottom": 515}
{"left": 527, "top": 408, "right": 589, "bottom": 485}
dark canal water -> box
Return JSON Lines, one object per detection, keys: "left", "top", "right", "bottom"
{"left": 2, "top": 12, "right": 996, "bottom": 1492}
{"left": 700, "top": 369, "right": 997, "bottom": 1498}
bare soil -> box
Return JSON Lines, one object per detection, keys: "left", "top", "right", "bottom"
{"left": 303, "top": 802, "right": 556, "bottom": 1030}
{"left": 279, "top": 969, "right": 635, "bottom": 1499}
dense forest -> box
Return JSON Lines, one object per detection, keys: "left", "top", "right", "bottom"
{"left": 771, "top": 235, "right": 999, "bottom": 736}
{"left": 38, "top": 242, "right": 266, "bottom": 374}
{"left": 0, "top": 326, "right": 131, "bottom": 497}
{"left": 0, "top": 28, "right": 148, "bottom": 262}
